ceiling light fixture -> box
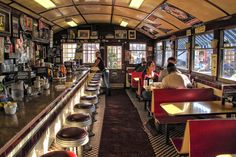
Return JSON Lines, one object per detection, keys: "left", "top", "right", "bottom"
{"left": 34, "top": 0, "right": 56, "bottom": 9}
{"left": 67, "top": 21, "right": 77, "bottom": 27}
{"left": 120, "top": 21, "right": 128, "bottom": 27}
{"left": 129, "top": 0, "right": 144, "bottom": 9}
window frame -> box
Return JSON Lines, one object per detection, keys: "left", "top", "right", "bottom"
{"left": 82, "top": 42, "right": 100, "bottom": 64}
{"left": 164, "top": 40, "right": 174, "bottom": 66}
{"left": 129, "top": 42, "right": 147, "bottom": 64}
{"left": 191, "top": 32, "right": 214, "bottom": 76}
{"left": 176, "top": 37, "right": 189, "bottom": 70}
{"left": 107, "top": 45, "right": 122, "bottom": 69}
{"left": 155, "top": 41, "right": 164, "bottom": 67}
{"left": 62, "top": 43, "right": 77, "bottom": 62}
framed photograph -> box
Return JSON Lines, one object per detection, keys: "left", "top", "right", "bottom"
{"left": 90, "top": 31, "right": 98, "bottom": 39}
{"left": 12, "top": 16, "right": 19, "bottom": 38}
{"left": 78, "top": 30, "right": 90, "bottom": 39}
{"left": 115, "top": 30, "right": 127, "bottom": 39}
{"left": 0, "top": 7, "right": 11, "bottom": 34}
{"left": 128, "top": 30, "right": 136, "bottom": 39}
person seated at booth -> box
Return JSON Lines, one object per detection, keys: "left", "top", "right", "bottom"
{"left": 162, "top": 63, "right": 192, "bottom": 89}
{"left": 158, "top": 57, "right": 178, "bottom": 81}
{"left": 135, "top": 57, "right": 146, "bottom": 72}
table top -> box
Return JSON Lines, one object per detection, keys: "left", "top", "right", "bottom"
{"left": 216, "top": 154, "right": 236, "bottom": 157}
{"left": 160, "top": 101, "right": 236, "bottom": 116}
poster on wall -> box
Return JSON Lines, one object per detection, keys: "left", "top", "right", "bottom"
{"left": 78, "top": 30, "right": 90, "bottom": 39}
{"left": 160, "top": 3, "right": 201, "bottom": 26}
{"left": 0, "top": 13, "right": 5, "bottom": 31}
{"left": 0, "top": 37, "right": 4, "bottom": 63}
{"left": 12, "top": 16, "right": 19, "bottom": 38}
{"left": 115, "top": 30, "right": 127, "bottom": 39}
{"left": 125, "top": 50, "right": 130, "bottom": 62}
{"left": 211, "top": 54, "right": 217, "bottom": 76}
{"left": 0, "top": 7, "right": 11, "bottom": 34}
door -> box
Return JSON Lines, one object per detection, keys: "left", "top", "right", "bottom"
{"left": 106, "top": 45, "right": 124, "bottom": 87}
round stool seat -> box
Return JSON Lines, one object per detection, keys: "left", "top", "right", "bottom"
{"left": 66, "top": 113, "right": 92, "bottom": 127}
{"left": 41, "top": 151, "right": 76, "bottom": 157}
{"left": 74, "top": 103, "right": 96, "bottom": 114}
{"left": 87, "top": 84, "right": 99, "bottom": 88}
{"left": 56, "top": 127, "right": 88, "bottom": 147}
{"left": 90, "top": 80, "right": 100, "bottom": 84}
{"left": 80, "top": 95, "right": 98, "bottom": 104}
{"left": 91, "top": 78, "right": 100, "bottom": 81}
{"left": 84, "top": 87, "right": 98, "bottom": 95}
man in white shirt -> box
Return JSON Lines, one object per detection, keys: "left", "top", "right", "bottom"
{"left": 158, "top": 57, "right": 177, "bottom": 81}
{"left": 162, "top": 63, "right": 192, "bottom": 89}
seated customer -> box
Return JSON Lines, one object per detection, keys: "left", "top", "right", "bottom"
{"left": 135, "top": 58, "right": 146, "bottom": 72}
{"left": 162, "top": 63, "right": 192, "bottom": 89}
{"left": 158, "top": 57, "right": 178, "bottom": 81}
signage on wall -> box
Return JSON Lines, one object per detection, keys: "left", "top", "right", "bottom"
{"left": 211, "top": 54, "right": 217, "bottom": 76}
{"left": 20, "top": 14, "right": 33, "bottom": 32}
{"left": 195, "top": 25, "right": 206, "bottom": 34}
{"left": 186, "top": 29, "right": 192, "bottom": 36}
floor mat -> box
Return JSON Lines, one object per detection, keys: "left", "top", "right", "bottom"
{"left": 98, "top": 89, "right": 155, "bottom": 157}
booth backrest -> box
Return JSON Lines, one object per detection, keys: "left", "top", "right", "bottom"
{"left": 189, "top": 119, "right": 236, "bottom": 157}
{"left": 131, "top": 72, "right": 143, "bottom": 88}
{"left": 152, "top": 88, "right": 217, "bottom": 116}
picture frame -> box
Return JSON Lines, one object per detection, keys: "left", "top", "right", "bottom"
{"left": 78, "top": 30, "right": 90, "bottom": 39}
{"left": 115, "top": 30, "right": 127, "bottom": 39}
{"left": 90, "top": 31, "right": 98, "bottom": 39}
{"left": 128, "top": 30, "right": 136, "bottom": 39}
{"left": 12, "top": 16, "right": 19, "bottom": 38}
{"left": 0, "top": 7, "right": 11, "bottom": 34}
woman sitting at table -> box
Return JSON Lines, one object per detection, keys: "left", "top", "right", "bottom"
{"left": 162, "top": 63, "right": 192, "bottom": 89}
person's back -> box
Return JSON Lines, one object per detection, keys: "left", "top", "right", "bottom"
{"left": 158, "top": 57, "right": 177, "bottom": 82}
{"left": 161, "top": 63, "right": 192, "bottom": 89}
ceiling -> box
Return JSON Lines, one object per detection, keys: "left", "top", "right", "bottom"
{"left": 1, "top": 0, "right": 236, "bottom": 39}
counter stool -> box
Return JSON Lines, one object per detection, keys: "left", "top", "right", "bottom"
{"left": 66, "top": 113, "right": 94, "bottom": 137}
{"left": 80, "top": 95, "right": 98, "bottom": 105}
{"left": 56, "top": 127, "right": 88, "bottom": 156}
{"left": 84, "top": 87, "right": 99, "bottom": 96}
{"left": 90, "top": 80, "right": 100, "bottom": 84}
{"left": 74, "top": 103, "right": 97, "bottom": 122}
{"left": 41, "top": 151, "right": 76, "bottom": 157}
{"left": 87, "top": 83, "right": 100, "bottom": 89}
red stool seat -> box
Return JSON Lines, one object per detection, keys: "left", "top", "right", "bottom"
{"left": 41, "top": 151, "right": 76, "bottom": 157}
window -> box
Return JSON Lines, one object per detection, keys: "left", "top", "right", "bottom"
{"left": 164, "top": 41, "right": 174, "bottom": 66}
{"left": 176, "top": 37, "right": 189, "bottom": 69}
{"left": 155, "top": 42, "right": 163, "bottom": 66}
{"left": 83, "top": 43, "right": 100, "bottom": 63}
{"left": 62, "top": 43, "right": 77, "bottom": 62}
{"left": 221, "top": 28, "right": 236, "bottom": 81}
{"left": 193, "top": 33, "right": 214, "bottom": 75}
{"left": 129, "top": 43, "right": 146, "bottom": 64}
{"left": 107, "top": 46, "right": 122, "bottom": 69}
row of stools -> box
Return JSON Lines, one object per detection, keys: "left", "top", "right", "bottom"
{"left": 41, "top": 74, "right": 102, "bottom": 157}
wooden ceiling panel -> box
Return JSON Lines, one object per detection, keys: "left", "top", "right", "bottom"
{"left": 41, "top": 9, "right": 62, "bottom": 21}
{"left": 10, "top": 3, "right": 40, "bottom": 19}
{"left": 114, "top": 6, "right": 147, "bottom": 21}
{"left": 84, "top": 14, "right": 111, "bottom": 23}
{"left": 77, "top": 5, "right": 112, "bottom": 14}
{"left": 115, "top": 0, "right": 164, "bottom": 13}
{"left": 168, "top": 0, "right": 226, "bottom": 22}
{"left": 74, "top": 0, "right": 112, "bottom": 5}
{"left": 0, "top": 0, "right": 12, "bottom": 4}
{"left": 112, "top": 15, "right": 140, "bottom": 28}
{"left": 208, "top": 0, "right": 236, "bottom": 14}
{"left": 53, "top": 18, "right": 69, "bottom": 28}
{"left": 52, "top": 0, "right": 73, "bottom": 7}
{"left": 153, "top": 9, "right": 188, "bottom": 29}
{"left": 52, "top": 25, "right": 63, "bottom": 33}
{"left": 14, "top": 0, "right": 47, "bottom": 13}
{"left": 58, "top": 6, "right": 78, "bottom": 16}
{"left": 71, "top": 15, "right": 86, "bottom": 25}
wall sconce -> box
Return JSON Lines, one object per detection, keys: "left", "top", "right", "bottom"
{"left": 210, "top": 39, "right": 218, "bottom": 48}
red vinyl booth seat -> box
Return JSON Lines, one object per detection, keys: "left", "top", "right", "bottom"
{"left": 130, "top": 72, "right": 143, "bottom": 88}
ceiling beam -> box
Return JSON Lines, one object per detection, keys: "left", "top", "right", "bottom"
{"left": 205, "top": 0, "right": 230, "bottom": 16}
{"left": 72, "top": 0, "right": 88, "bottom": 24}
{"left": 110, "top": 0, "right": 115, "bottom": 24}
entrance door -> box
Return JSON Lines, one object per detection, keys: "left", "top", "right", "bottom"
{"left": 106, "top": 45, "right": 124, "bottom": 87}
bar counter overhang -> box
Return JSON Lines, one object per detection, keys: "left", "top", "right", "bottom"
{"left": 0, "top": 68, "right": 91, "bottom": 157}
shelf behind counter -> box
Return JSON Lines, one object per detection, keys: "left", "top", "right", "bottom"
{"left": 0, "top": 68, "right": 90, "bottom": 157}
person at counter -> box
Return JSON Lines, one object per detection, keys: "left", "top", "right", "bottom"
{"left": 158, "top": 57, "right": 177, "bottom": 81}
{"left": 162, "top": 63, "right": 192, "bottom": 89}
{"left": 93, "top": 51, "right": 111, "bottom": 96}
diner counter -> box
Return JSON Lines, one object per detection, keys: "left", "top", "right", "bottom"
{"left": 0, "top": 69, "right": 90, "bottom": 148}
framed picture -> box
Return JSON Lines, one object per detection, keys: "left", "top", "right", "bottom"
{"left": 12, "top": 16, "right": 19, "bottom": 38}
{"left": 115, "top": 30, "right": 127, "bottom": 39}
{"left": 78, "top": 30, "right": 90, "bottom": 39}
{"left": 90, "top": 31, "right": 98, "bottom": 39}
{"left": 128, "top": 30, "right": 136, "bottom": 39}
{"left": 0, "top": 7, "right": 11, "bottom": 34}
